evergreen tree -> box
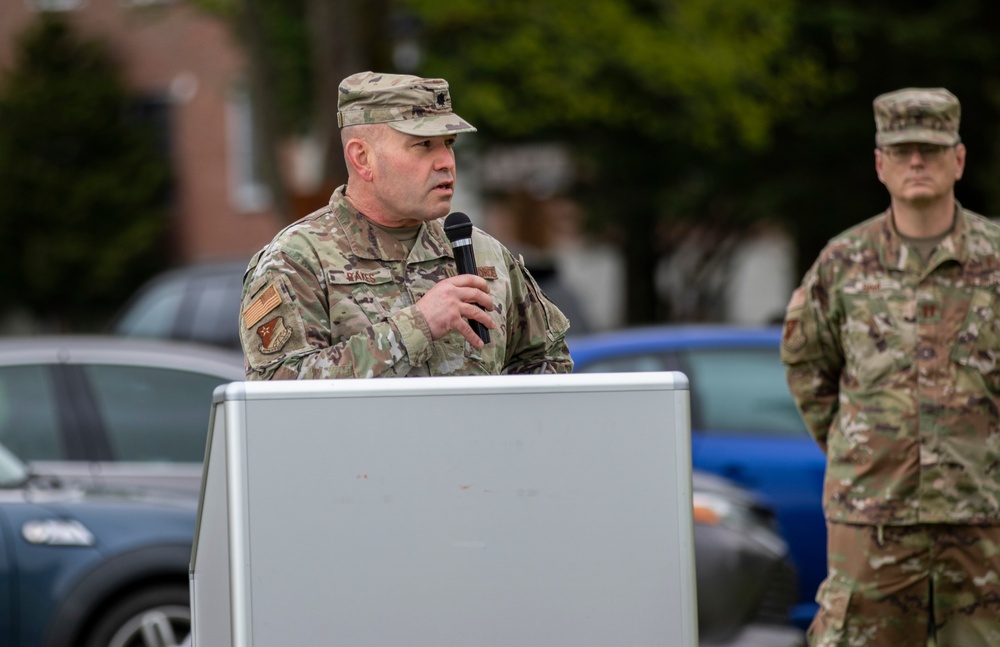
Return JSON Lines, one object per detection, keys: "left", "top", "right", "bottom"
{"left": 0, "top": 15, "right": 170, "bottom": 330}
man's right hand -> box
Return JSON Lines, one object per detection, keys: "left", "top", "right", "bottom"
{"left": 416, "top": 275, "right": 496, "bottom": 348}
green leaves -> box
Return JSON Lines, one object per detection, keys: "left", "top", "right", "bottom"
{"left": 404, "top": 0, "right": 825, "bottom": 149}
{"left": 0, "top": 16, "right": 170, "bottom": 325}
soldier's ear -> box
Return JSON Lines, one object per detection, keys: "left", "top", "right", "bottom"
{"left": 874, "top": 148, "right": 887, "bottom": 184}
{"left": 954, "top": 143, "right": 967, "bottom": 181}
{"left": 345, "top": 139, "right": 375, "bottom": 182}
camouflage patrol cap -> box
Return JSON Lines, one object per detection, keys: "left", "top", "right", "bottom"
{"left": 873, "top": 87, "right": 961, "bottom": 146}
{"left": 337, "top": 71, "right": 476, "bottom": 136}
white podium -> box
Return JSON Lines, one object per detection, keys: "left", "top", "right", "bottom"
{"left": 190, "top": 373, "right": 695, "bottom": 647}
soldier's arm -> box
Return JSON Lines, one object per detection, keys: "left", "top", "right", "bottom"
{"left": 240, "top": 252, "right": 433, "bottom": 380}
{"left": 780, "top": 265, "right": 842, "bottom": 453}
{"left": 500, "top": 254, "right": 574, "bottom": 375}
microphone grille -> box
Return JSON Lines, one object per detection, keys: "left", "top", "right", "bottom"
{"left": 444, "top": 212, "right": 473, "bottom": 242}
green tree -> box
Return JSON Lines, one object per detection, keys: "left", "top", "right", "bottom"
{"left": 403, "top": 0, "right": 1000, "bottom": 322}
{"left": 193, "top": 0, "right": 830, "bottom": 322}
{"left": 761, "top": 0, "right": 1000, "bottom": 276}
{"left": 402, "top": 0, "right": 829, "bottom": 322}
{"left": 0, "top": 15, "right": 170, "bottom": 330}
{"left": 196, "top": 0, "right": 1000, "bottom": 325}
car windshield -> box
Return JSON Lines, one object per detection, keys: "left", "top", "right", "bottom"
{"left": 574, "top": 342, "right": 807, "bottom": 438}
{"left": 115, "top": 280, "right": 186, "bottom": 338}
{"left": 685, "top": 348, "right": 806, "bottom": 437}
{"left": 0, "top": 442, "right": 29, "bottom": 487}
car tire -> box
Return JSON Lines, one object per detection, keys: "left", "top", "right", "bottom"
{"left": 83, "top": 584, "right": 191, "bottom": 647}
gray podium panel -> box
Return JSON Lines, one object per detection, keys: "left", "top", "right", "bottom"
{"left": 191, "top": 373, "right": 695, "bottom": 647}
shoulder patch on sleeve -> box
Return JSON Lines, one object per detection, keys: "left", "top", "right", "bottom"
{"left": 782, "top": 318, "right": 807, "bottom": 353}
{"left": 255, "top": 316, "right": 292, "bottom": 354}
{"left": 781, "top": 287, "right": 808, "bottom": 353}
{"left": 242, "top": 283, "right": 282, "bottom": 329}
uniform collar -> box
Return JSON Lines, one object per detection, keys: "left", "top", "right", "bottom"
{"left": 880, "top": 201, "right": 969, "bottom": 272}
{"left": 329, "top": 185, "right": 453, "bottom": 263}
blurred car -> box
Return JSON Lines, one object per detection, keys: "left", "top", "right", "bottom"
{"left": 568, "top": 326, "right": 827, "bottom": 628}
{"left": 0, "top": 441, "right": 195, "bottom": 647}
{"left": 690, "top": 470, "right": 803, "bottom": 646}
{"left": 0, "top": 336, "right": 245, "bottom": 494}
{"left": 111, "top": 261, "right": 247, "bottom": 350}
{"left": 110, "top": 260, "right": 593, "bottom": 350}
{"left": 1, "top": 334, "right": 800, "bottom": 644}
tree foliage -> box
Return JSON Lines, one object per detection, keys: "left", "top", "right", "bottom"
{"left": 763, "top": 0, "right": 1000, "bottom": 274}
{"left": 0, "top": 15, "right": 170, "bottom": 328}
{"left": 403, "top": 0, "right": 1000, "bottom": 322}
{"left": 196, "top": 0, "right": 1000, "bottom": 324}
{"left": 402, "top": 0, "right": 830, "bottom": 321}
{"left": 405, "top": 0, "right": 826, "bottom": 150}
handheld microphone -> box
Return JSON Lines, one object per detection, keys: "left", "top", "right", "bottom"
{"left": 444, "top": 212, "right": 490, "bottom": 344}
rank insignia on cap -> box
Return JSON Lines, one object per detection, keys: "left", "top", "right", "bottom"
{"left": 256, "top": 316, "right": 291, "bottom": 354}
{"left": 243, "top": 284, "right": 282, "bottom": 329}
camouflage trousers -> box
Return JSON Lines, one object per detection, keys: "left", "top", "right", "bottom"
{"left": 808, "top": 522, "right": 1000, "bottom": 647}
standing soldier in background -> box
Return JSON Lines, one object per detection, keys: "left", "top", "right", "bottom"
{"left": 239, "top": 71, "right": 572, "bottom": 379}
{"left": 781, "top": 88, "right": 1000, "bottom": 646}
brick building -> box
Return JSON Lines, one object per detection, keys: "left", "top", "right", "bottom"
{"left": 0, "top": 0, "right": 289, "bottom": 265}
{"left": 0, "top": 1, "right": 795, "bottom": 331}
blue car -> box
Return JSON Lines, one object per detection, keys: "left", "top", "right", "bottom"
{"left": 0, "top": 442, "right": 196, "bottom": 647}
{"left": 568, "top": 325, "right": 827, "bottom": 628}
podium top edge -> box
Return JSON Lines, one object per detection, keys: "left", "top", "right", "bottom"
{"left": 213, "top": 372, "right": 688, "bottom": 403}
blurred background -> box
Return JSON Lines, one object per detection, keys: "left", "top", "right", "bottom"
{"left": 1, "top": 0, "right": 998, "bottom": 335}
{"left": 9, "top": 3, "right": 997, "bottom": 640}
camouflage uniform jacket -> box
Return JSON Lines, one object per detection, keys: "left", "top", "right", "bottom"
{"left": 239, "top": 186, "right": 573, "bottom": 380}
{"left": 781, "top": 204, "right": 1000, "bottom": 525}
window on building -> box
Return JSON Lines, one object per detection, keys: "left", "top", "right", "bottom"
{"left": 227, "top": 87, "right": 273, "bottom": 213}
{"left": 127, "top": 94, "right": 174, "bottom": 206}
{"left": 27, "top": 0, "right": 85, "bottom": 11}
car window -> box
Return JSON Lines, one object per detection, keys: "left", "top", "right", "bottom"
{"left": 0, "top": 442, "right": 29, "bottom": 486}
{"left": 683, "top": 348, "right": 805, "bottom": 437}
{"left": 115, "top": 280, "right": 185, "bottom": 338}
{"left": 185, "top": 279, "right": 242, "bottom": 347}
{"left": 0, "top": 364, "right": 63, "bottom": 461}
{"left": 574, "top": 353, "right": 678, "bottom": 373}
{"left": 82, "top": 364, "right": 229, "bottom": 463}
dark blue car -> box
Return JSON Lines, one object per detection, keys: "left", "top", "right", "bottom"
{"left": 568, "top": 325, "right": 827, "bottom": 628}
{"left": 0, "top": 442, "right": 195, "bottom": 647}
